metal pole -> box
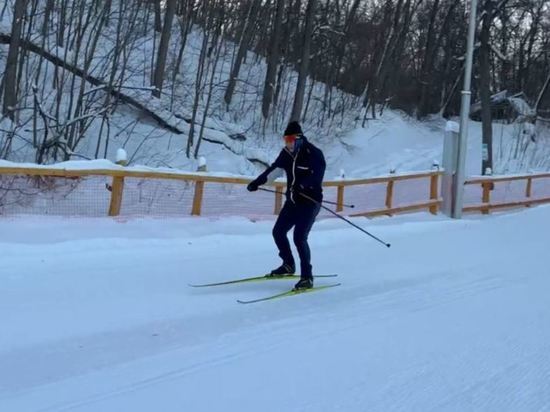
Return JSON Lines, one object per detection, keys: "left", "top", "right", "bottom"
{"left": 452, "top": 0, "right": 478, "bottom": 219}
{"left": 258, "top": 187, "right": 355, "bottom": 209}
{"left": 297, "top": 191, "right": 391, "bottom": 248}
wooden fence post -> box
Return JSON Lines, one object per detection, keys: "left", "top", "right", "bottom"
{"left": 525, "top": 177, "right": 532, "bottom": 207}
{"left": 429, "top": 174, "right": 439, "bottom": 214}
{"left": 481, "top": 181, "right": 491, "bottom": 214}
{"left": 336, "top": 185, "right": 345, "bottom": 212}
{"left": 108, "top": 176, "right": 125, "bottom": 216}
{"left": 274, "top": 184, "right": 283, "bottom": 214}
{"left": 385, "top": 179, "right": 394, "bottom": 215}
{"left": 192, "top": 180, "right": 205, "bottom": 216}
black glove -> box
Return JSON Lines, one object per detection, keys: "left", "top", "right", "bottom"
{"left": 247, "top": 180, "right": 259, "bottom": 192}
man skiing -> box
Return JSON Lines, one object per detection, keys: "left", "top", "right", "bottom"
{"left": 247, "top": 121, "right": 326, "bottom": 290}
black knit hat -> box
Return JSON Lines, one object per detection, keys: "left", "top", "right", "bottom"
{"left": 284, "top": 121, "right": 302, "bottom": 136}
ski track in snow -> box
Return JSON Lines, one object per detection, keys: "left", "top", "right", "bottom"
{"left": 1, "top": 208, "right": 550, "bottom": 411}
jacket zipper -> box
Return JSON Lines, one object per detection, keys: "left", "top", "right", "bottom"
{"left": 284, "top": 147, "right": 298, "bottom": 203}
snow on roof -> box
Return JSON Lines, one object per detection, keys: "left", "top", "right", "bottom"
{"left": 508, "top": 97, "right": 536, "bottom": 116}
{"left": 470, "top": 90, "right": 535, "bottom": 118}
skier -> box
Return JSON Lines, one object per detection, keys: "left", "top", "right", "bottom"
{"left": 247, "top": 121, "right": 326, "bottom": 290}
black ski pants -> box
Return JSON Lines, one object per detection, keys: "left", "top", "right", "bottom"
{"left": 272, "top": 200, "right": 321, "bottom": 279}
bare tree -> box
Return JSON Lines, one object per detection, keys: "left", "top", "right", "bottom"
{"left": 517, "top": 1, "right": 544, "bottom": 91}
{"left": 417, "top": 0, "right": 441, "bottom": 118}
{"left": 535, "top": 71, "right": 550, "bottom": 116}
{"left": 261, "top": 0, "right": 285, "bottom": 119}
{"left": 153, "top": 0, "right": 162, "bottom": 32}
{"left": 187, "top": 2, "right": 213, "bottom": 157}
{"left": 224, "top": 0, "right": 262, "bottom": 107}
{"left": 290, "top": 0, "right": 317, "bottom": 122}
{"left": 479, "top": 0, "right": 495, "bottom": 175}
{"left": 152, "top": 0, "right": 177, "bottom": 98}
{"left": 195, "top": 8, "right": 225, "bottom": 158}
{"left": 170, "top": 0, "right": 195, "bottom": 110}
{"left": 1, "top": 0, "right": 12, "bottom": 20}
{"left": 3, "top": 0, "right": 28, "bottom": 120}
{"left": 3, "top": 0, "right": 550, "bottom": 167}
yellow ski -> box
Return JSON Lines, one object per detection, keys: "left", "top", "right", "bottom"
{"left": 189, "top": 274, "right": 337, "bottom": 288}
{"left": 237, "top": 283, "right": 341, "bottom": 304}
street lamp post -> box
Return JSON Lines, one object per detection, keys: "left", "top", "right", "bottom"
{"left": 452, "top": 0, "right": 479, "bottom": 219}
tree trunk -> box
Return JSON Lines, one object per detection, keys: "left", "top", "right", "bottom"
{"left": 187, "top": 8, "right": 211, "bottom": 157}
{"left": 170, "top": 0, "right": 194, "bottom": 110}
{"left": 417, "top": 0, "right": 441, "bottom": 118}
{"left": 1, "top": 0, "right": 10, "bottom": 20}
{"left": 224, "top": 0, "right": 261, "bottom": 107}
{"left": 522, "top": 3, "right": 542, "bottom": 91}
{"left": 153, "top": 0, "right": 162, "bottom": 32}
{"left": 261, "top": 0, "right": 285, "bottom": 119}
{"left": 535, "top": 71, "right": 550, "bottom": 115}
{"left": 379, "top": 0, "right": 415, "bottom": 111}
{"left": 479, "top": 0, "right": 493, "bottom": 175}
{"left": 290, "top": 0, "right": 317, "bottom": 122}
{"left": 498, "top": 6, "right": 510, "bottom": 90}
{"left": 152, "top": 0, "right": 177, "bottom": 98}
{"left": 195, "top": 23, "right": 224, "bottom": 158}
{"left": 325, "top": 0, "right": 361, "bottom": 120}
{"left": 3, "top": 0, "right": 28, "bottom": 120}
{"left": 57, "top": 0, "right": 68, "bottom": 47}
{"left": 361, "top": 0, "right": 403, "bottom": 122}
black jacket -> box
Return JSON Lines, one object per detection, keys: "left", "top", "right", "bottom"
{"left": 253, "top": 136, "right": 326, "bottom": 205}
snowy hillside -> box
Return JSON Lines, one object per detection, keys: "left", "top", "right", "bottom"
{"left": 2, "top": 206, "right": 550, "bottom": 411}
{"left": 1, "top": 2, "right": 549, "bottom": 179}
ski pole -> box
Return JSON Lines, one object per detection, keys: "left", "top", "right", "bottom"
{"left": 298, "top": 192, "right": 391, "bottom": 248}
{"left": 258, "top": 187, "right": 355, "bottom": 209}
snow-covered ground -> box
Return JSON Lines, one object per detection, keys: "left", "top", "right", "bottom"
{"left": 2, "top": 5, "right": 550, "bottom": 410}
{"left": 1, "top": 205, "right": 550, "bottom": 411}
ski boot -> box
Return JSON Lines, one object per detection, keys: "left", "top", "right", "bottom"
{"left": 293, "top": 277, "right": 313, "bottom": 290}
{"left": 266, "top": 263, "right": 295, "bottom": 278}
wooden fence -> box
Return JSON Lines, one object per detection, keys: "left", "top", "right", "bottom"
{"left": 2, "top": 164, "right": 549, "bottom": 218}
{"left": 0, "top": 165, "right": 443, "bottom": 218}
{"left": 463, "top": 172, "right": 550, "bottom": 214}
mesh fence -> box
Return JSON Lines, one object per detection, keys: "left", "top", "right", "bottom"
{"left": 201, "top": 182, "right": 275, "bottom": 218}
{"left": 119, "top": 177, "right": 195, "bottom": 217}
{"left": 342, "top": 183, "right": 387, "bottom": 214}
{"left": 490, "top": 180, "right": 530, "bottom": 204}
{"left": 463, "top": 182, "right": 483, "bottom": 206}
{"left": 532, "top": 176, "right": 550, "bottom": 199}
{"left": 464, "top": 175, "right": 550, "bottom": 208}
{"left": 7, "top": 169, "right": 548, "bottom": 219}
{"left": 0, "top": 174, "right": 110, "bottom": 216}
{"left": 393, "top": 177, "right": 433, "bottom": 206}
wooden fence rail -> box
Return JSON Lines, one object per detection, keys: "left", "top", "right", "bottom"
{"left": 3, "top": 165, "right": 550, "bottom": 218}
{"left": 0, "top": 165, "right": 443, "bottom": 218}
{"left": 464, "top": 172, "right": 550, "bottom": 214}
